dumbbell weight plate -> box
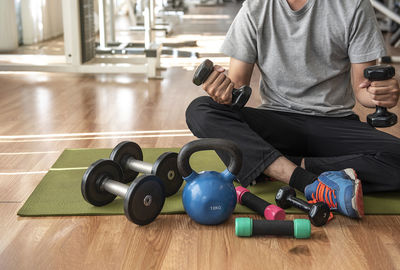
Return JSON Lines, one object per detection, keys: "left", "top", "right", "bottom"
{"left": 81, "top": 159, "right": 123, "bottom": 206}
{"left": 124, "top": 175, "right": 166, "bottom": 225}
{"left": 309, "top": 202, "right": 330, "bottom": 227}
{"left": 192, "top": 59, "right": 214, "bottom": 86}
{"left": 110, "top": 141, "right": 143, "bottom": 183}
{"left": 152, "top": 152, "right": 183, "bottom": 197}
{"left": 275, "top": 186, "right": 296, "bottom": 209}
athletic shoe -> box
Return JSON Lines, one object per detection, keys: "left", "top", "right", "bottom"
{"left": 304, "top": 168, "right": 364, "bottom": 219}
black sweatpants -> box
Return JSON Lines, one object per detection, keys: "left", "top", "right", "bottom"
{"left": 185, "top": 96, "right": 400, "bottom": 193}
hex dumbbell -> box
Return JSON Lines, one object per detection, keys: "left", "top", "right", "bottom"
{"left": 364, "top": 65, "right": 397, "bottom": 127}
{"left": 236, "top": 186, "right": 286, "bottom": 220}
{"left": 81, "top": 159, "right": 165, "bottom": 225}
{"left": 110, "top": 141, "right": 183, "bottom": 197}
{"left": 275, "top": 186, "right": 330, "bottom": 227}
{"left": 192, "top": 59, "right": 252, "bottom": 110}
{"left": 235, "top": 217, "right": 311, "bottom": 239}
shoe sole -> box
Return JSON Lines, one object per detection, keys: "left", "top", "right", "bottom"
{"left": 353, "top": 178, "right": 364, "bottom": 218}
{"left": 344, "top": 168, "right": 364, "bottom": 218}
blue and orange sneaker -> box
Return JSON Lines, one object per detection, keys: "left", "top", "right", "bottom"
{"left": 304, "top": 168, "right": 364, "bottom": 219}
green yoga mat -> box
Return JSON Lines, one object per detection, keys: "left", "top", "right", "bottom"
{"left": 18, "top": 148, "right": 400, "bottom": 217}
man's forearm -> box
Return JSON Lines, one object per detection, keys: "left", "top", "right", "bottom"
{"left": 351, "top": 60, "right": 377, "bottom": 108}
{"left": 227, "top": 58, "right": 255, "bottom": 88}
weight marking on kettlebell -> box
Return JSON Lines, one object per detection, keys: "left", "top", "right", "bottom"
{"left": 167, "top": 170, "right": 175, "bottom": 181}
{"left": 210, "top": 205, "right": 222, "bottom": 211}
{"left": 144, "top": 195, "right": 152, "bottom": 206}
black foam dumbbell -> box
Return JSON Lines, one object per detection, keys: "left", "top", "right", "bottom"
{"left": 81, "top": 159, "right": 165, "bottom": 225}
{"left": 235, "top": 217, "right": 311, "bottom": 239}
{"left": 275, "top": 186, "right": 330, "bottom": 227}
{"left": 192, "top": 59, "right": 252, "bottom": 110}
{"left": 110, "top": 141, "right": 183, "bottom": 197}
{"left": 364, "top": 65, "right": 397, "bottom": 127}
{"left": 236, "top": 186, "right": 286, "bottom": 220}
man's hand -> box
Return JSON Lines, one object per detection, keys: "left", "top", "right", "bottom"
{"left": 202, "top": 65, "right": 235, "bottom": 105}
{"left": 352, "top": 61, "right": 400, "bottom": 108}
{"left": 359, "top": 78, "right": 400, "bottom": 108}
{"left": 201, "top": 58, "right": 254, "bottom": 105}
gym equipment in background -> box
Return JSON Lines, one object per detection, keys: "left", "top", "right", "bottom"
{"left": 236, "top": 186, "right": 286, "bottom": 220}
{"left": 275, "top": 186, "right": 330, "bottom": 227}
{"left": 0, "top": 0, "right": 198, "bottom": 77}
{"left": 364, "top": 65, "right": 398, "bottom": 127}
{"left": 96, "top": 0, "right": 198, "bottom": 73}
{"left": 193, "top": 59, "right": 252, "bottom": 110}
{"left": 235, "top": 217, "right": 311, "bottom": 239}
{"left": 81, "top": 159, "right": 165, "bottom": 225}
{"left": 177, "top": 138, "right": 242, "bottom": 225}
{"left": 371, "top": 0, "right": 400, "bottom": 46}
{"left": 110, "top": 141, "right": 183, "bottom": 197}
{"left": 196, "top": 0, "right": 224, "bottom": 7}
{"left": 380, "top": 55, "right": 400, "bottom": 64}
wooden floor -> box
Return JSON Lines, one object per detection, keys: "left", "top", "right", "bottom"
{"left": 1, "top": 2, "right": 400, "bottom": 270}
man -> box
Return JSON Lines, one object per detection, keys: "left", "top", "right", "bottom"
{"left": 185, "top": 0, "right": 400, "bottom": 219}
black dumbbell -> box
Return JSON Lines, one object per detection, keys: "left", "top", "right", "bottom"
{"left": 192, "top": 59, "right": 252, "bottom": 110}
{"left": 110, "top": 141, "right": 183, "bottom": 197}
{"left": 235, "top": 217, "right": 311, "bottom": 239}
{"left": 81, "top": 159, "right": 165, "bottom": 225}
{"left": 364, "top": 65, "right": 397, "bottom": 127}
{"left": 236, "top": 186, "right": 286, "bottom": 220}
{"left": 275, "top": 186, "right": 330, "bottom": 227}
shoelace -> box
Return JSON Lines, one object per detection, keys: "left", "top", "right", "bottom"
{"left": 308, "top": 179, "right": 336, "bottom": 222}
{"left": 312, "top": 179, "right": 337, "bottom": 208}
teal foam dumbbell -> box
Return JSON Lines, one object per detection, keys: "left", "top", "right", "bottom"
{"left": 235, "top": 217, "right": 311, "bottom": 239}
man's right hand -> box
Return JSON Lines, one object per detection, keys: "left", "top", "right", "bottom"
{"left": 202, "top": 65, "right": 235, "bottom": 105}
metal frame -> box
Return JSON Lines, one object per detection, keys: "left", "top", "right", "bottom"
{"left": 96, "top": 0, "right": 198, "bottom": 62}
{"left": 371, "top": 0, "right": 400, "bottom": 49}
{"left": 370, "top": 0, "right": 400, "bottom": 62}
{"left": 371, "top": 0, "right": 400, "bottom": 25}
{"left": 128, "top": 0, "right": 174, "bottom": 36}
{"left": 196, "top": 0, "right": 224, "bottom": 7}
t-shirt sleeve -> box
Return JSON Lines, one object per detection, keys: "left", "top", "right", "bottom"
{"left": 220, "top": 2, "right": 258, "bottom": 64}
{"left": 348, "top": 0, "right": 387, "bottom": 63}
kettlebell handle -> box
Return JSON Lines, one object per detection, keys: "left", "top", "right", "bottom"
{"left": 177, "top": 138, "right": 243, "bottom": 178}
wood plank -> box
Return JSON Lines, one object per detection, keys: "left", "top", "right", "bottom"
{"left": 1, "top": 213, "right": 400, "bottom": 270}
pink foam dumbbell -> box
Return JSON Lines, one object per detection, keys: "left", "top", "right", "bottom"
{"left": 236, "top": 186, "right": 285, "bottom": 220}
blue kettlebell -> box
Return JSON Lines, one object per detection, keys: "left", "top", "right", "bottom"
{"left": 177, "top": 138, "right": 242, "bottom": 225}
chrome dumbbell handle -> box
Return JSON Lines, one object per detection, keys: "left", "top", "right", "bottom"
{"left": 126, "top": 157, "right": 153, "bottom": 174}
{"left": 101, "top": 178, "right": 128, "bottom": 198}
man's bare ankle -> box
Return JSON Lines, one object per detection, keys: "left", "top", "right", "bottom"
{"left": 263, "top": 156, "right": 297, "bottom": 184}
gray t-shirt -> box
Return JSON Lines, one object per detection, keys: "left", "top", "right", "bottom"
{"left": 221, "top": 0, "right": 387, "bottom": 116}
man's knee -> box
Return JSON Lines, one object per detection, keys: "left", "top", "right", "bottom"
{"left": 185, "top": 96, "right": 216, "bottom": 135}
{"left": 186, "top": 96, "right": 213, "bottom": 119}
{"left": 185, "top": 96, "right": 230, "bottom": 137}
